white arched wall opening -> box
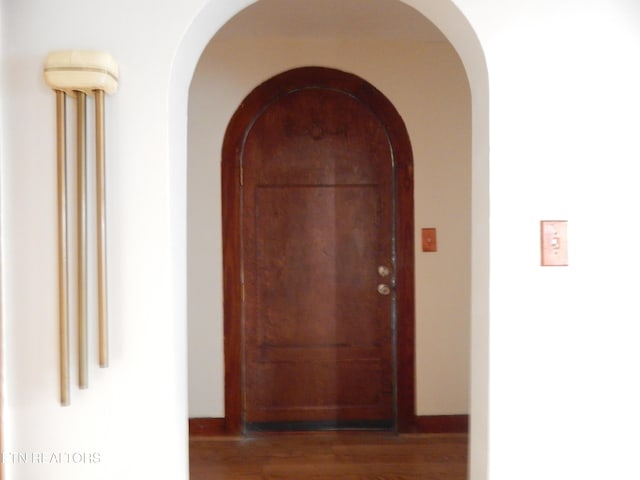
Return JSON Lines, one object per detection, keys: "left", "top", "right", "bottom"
{"left": 170, "top": 0, "right": 489, "bottom": 478}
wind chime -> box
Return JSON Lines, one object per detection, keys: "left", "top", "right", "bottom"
{"left": 43, "top": 51, "right": 118, "bottom": 405}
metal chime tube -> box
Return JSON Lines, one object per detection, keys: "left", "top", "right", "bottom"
{"left": 45, "top": 50, "right": 118, "bottom": 404}
{"left": 76, "top": 90, "right": 88, "bottom": 389}
{"left": 56, "top": 90, "right": 70, "bottom": 406}
{"left": 95, "top": 89, "right": 109, "bottom": 368}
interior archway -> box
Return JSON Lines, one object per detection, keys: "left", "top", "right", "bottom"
{"left": 171, "top": 0, "right": 488, "bottom": 478}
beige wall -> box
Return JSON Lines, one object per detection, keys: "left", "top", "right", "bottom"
{"left": 187, "top": 36, "right": 471, "bottom": 417}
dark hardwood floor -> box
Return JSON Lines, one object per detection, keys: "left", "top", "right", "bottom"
{"left": 190, "top": 432, "right": 468, "bottom": 479}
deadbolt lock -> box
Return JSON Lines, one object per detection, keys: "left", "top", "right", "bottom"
{"left": 378, "top": 265, "right": 391, "bottom": 277}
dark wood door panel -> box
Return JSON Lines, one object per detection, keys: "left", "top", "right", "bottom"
{"left": 242, "top": 82, "right": 393, "bottom": 428}
{"left": 249, "top": 185, "right": 388, "bottom": 348}
{"left": 250, "top": 360, "right": 393, "bottom": 424}
{"left": 242, "top": 89, "right": 390, "bottom": 187}
{"left": 221, "top": 67, "right": 415, "bottom": 434}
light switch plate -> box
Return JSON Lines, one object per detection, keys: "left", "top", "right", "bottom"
{"left": 422, "top": 228, "right": 437, "bottom": 252}
{"left": 540, "top": 220, "right": 568, "bottom": 266}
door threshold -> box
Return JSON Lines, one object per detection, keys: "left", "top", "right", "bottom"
{"left": 245, "top": 419, "right": 395, "bottom": 434}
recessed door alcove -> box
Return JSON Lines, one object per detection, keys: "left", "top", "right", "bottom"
{"left": 175, "top": 0, "right": 488, "bottom": 477}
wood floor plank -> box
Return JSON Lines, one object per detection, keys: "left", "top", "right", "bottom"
{"left": 190, "top": 433, "right": 468, "bottom": 480}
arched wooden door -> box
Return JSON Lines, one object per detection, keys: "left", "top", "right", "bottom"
{"left": 222, "top": 67, "right": 415, "bottom": 433}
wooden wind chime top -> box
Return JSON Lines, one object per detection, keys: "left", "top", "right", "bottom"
{"left": 43, "top": 50, "right": 119, "bottom": 95}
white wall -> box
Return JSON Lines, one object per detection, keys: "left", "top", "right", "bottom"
{"left": 3, "top": 1, "right": 640, "bottom": 480}
{"left": 480, "top": 1, "right": 640, "bottom": 478}
{"left": 187, "top": 36, "right": 471, "bottom": 418}
{"left": 0, "top": 0, "right": 212, "bottom": 478}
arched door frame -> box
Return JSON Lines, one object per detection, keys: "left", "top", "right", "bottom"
{"left": 221, "top": 66, "right": 416, "bottom": 434}
{"left": 171, "top": 0, "right": 489, "bottom": 478}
